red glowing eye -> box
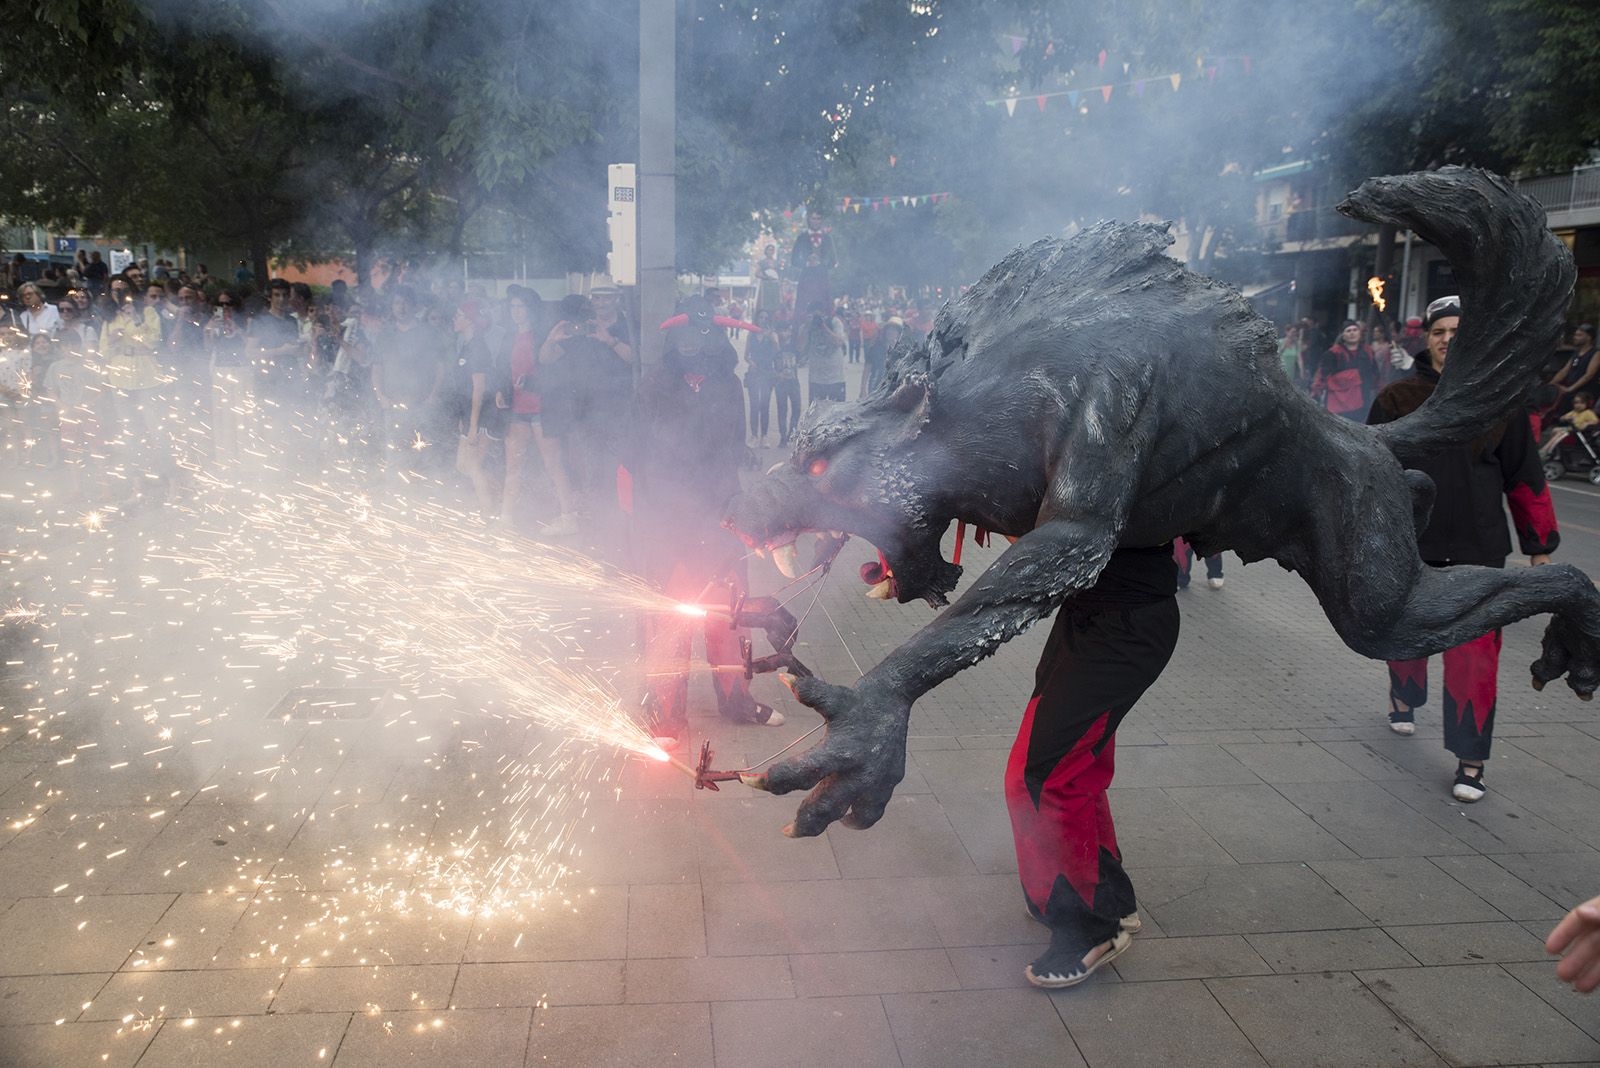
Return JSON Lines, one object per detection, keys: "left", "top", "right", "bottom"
{"left": 808, "top": 458, "right": 829, "bottom": 477}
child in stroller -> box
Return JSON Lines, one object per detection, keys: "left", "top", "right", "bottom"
{"left": 1540, "top": 391, "right": 1600, "bottom": 484}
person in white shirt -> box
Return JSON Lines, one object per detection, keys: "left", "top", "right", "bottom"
{"left": 17, "top": 283, "right": 62, "bottom": 338}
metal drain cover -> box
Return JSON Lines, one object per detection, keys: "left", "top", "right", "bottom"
{"left": 270, "top": 686, "right": 390, "bottom": 720}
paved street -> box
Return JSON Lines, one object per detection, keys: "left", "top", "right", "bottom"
{"left": 2, "top": 457, "right": 1599, "bottom": 1067}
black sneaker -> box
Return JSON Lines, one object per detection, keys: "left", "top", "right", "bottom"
{"left": 1452, "top": 762, "right": 1486, "bottom": 803}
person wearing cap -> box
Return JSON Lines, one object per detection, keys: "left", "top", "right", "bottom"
{"left": 1311, "top": 320, "right": 1380, "bottom": 420}
{"left": 1549, "top": 322, "right": 1599, "bottom": 420}
{"left": 1367, "top": 296, "right": 1560, "bottom": 802}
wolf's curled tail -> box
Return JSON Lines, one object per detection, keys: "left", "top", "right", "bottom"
{"left": 1338, "top": 166, "right": 1575, "bottom": 465}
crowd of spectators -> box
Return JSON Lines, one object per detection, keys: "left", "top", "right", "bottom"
{"left": 0, "top": 252, "right": 639, "bottom": 538}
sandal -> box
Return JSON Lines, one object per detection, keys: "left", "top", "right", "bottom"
{"left": 1025, "top": 930, "right": 1132, "bottom": 989}
{"left": 1388, "top": 696, "right": 1416, "bottom": 736}
{"left": 1452, "top": 761, "right": 1486, "bottom": 803}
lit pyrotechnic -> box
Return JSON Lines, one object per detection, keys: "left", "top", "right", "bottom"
{"left": 1367, "top": 275, "right": 1387, "bottom": 313}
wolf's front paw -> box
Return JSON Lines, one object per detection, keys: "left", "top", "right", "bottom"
{"left": 1532, "top": 613, "right": 1600, "bottom": 700}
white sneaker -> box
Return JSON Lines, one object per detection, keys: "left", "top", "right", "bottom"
{"left": 539, "top": 512, "right": 579, "bottom": 537}
{"left": 1207, "top": 577, "right": 1225, "bottom": 590}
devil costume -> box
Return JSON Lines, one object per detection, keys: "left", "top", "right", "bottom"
{"left": 1368, "top": 355, "right": 1559, "bottom": 778}
{"left": 1005, "top": 545, "right": 1178, "bottom": 979}
{"left": 634, "top": 302, "right": 777, "bottom": 741}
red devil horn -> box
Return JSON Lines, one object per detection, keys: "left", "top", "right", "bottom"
{"left": 714, "top": 315, "right": 762, "bottom": 333}
{"left": 658, "top": 313, "right": 689, "bottom": 331}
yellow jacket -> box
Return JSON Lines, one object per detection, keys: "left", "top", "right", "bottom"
{"left": 102, "top": 307, "right": 164, "bottom": 391}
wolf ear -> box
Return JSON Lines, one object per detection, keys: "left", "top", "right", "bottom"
{"left": 887, "top": 375, "right": 933, "bottom": 441}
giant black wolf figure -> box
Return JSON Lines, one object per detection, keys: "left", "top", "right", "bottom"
{"left": 723, "top": 167, "right": 1597, "bottom": 840}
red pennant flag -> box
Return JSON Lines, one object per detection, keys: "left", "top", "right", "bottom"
{"left": 1101, "top": 84, "right": 1113, "bottom": 103}
{"left": 1035, "top": 95, "right": 1047, "bottom": 112}
{"left": 1097, "top": 49, "right": 1107, "bottom": 69}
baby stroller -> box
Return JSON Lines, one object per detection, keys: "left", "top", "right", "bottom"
{"left": 1540, "top": 422, "right": 1600, "bottom": 485}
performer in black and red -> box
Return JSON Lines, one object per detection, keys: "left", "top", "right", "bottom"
{"left": 1005, "top": 544, "right": 1179, "bottom": 988}
{"left": 631, "top": 296, "right": 785, "bottom": 748}
{"left": 1368, "top": 295, "right": 1560, "bottom": 802}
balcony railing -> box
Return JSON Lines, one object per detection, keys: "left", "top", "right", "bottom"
{"left": 1515, "top": 165, "right": 1600, "bottom": 214}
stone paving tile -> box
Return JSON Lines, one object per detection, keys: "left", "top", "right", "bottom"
{"left": 626, "top": 882, "right": 705, "bottom": 959}
{"left": 138, "top": 1011, "right": 352, "bottom": 1068}
{"left": 944, "top": 944, "right": 1067, "bottom": 990}
{"left": 1053, "top": 978, "right": 1267, "bottom": 1068}
{"left": 1500, "top": 962, "right": 1600, "bottom": 1043}
{"left": 1165, "top": 784, "right": 1357, "bottom": 863}
{"left": 1378, "top": 779, "right": 1578, "bottom": 855}
{"left": 1488, "top": 852, "right": 1600, "bottom": 910}
{"left": 623, "top": 954, "right": 793, "bottom": 1003}
{"left": 934, "top": 790, "right": 1020, "bottom": 874}
{"left": 464, "top": 887, "right": 627, "bottom": 964}
{"left": 691, "top": 799, "right": 842, "bottom": 883}
{"left": 910, "top": 747, "right": 1010, "bottom": 795}
{"left": 334, "top": 1007, "right": 531, "bottom": 1067}
{"left": 703, "top": 877, "right": 940, "bottom": 956}
{"left": 1207, "top": 972, "right": 1445, "bottom": 1067}
{"left": 449, "top": 961, "right": 623, "bottom": 1008}
{"left": 0, "top": 893, "right": 176, "bottom": 975}
{"left": 1220, "top": 741, "right": 1360, "bottom": 784}
{"left": 1489, "top": 761, "right": 1600, "bottom": 851}
{"left": 0, "top": 971, "right": 109, "bottom": 1025}
{"left": 271, "top": 963, "right": 456, "bottom": 1014}
{"left": 1245, "top": 928, "right": 1420, "bottom": 974}
{"left": 565, "top": 799, "right": 701, "bottom": 886}
{"left": 711, "top": 996, "right": 901, "bottom": 1068}
{"left": 215, "top": 891, "right": 474, "bottom": 969}
{"left": 1110, "top": 934, "right": 1272, "bottom": 982}
{"left": 1309, "top": 857, "right": 1507, "bottom": 926}
{"left": 0, "top": 1020, "right": 156, "bottom": 1068}
{"left": 912, "top": 873, "right": 1050, "bottom": 948}
{"left": 83, "top": 968, "right": 280, "bottom": 1021}
{"left": 788, "top": 948, "right": 960, "bottom": 998}
{"left": 1383, "top": 921, "right": 1554, "bottom": 965}
{"left": 121, "top": 891, "right": 254, "bottom": 971}
{"left": 0, "top": 804, "right": 176, "bottom": 897}
{"left": 1277, "top": 781, "right": 1477, "bottom": 858}
{"left": 1360, "top": 964, "right": 1600, "bottom": 1066}
{"left": 526, "top": 1002, "right": 712, "bottom": 1066}
{"left": 1425, "top": 855, "right": 1568, "bottom": 922}
{"left": 884, "top": 988, "right": 1086, "bottom": 1068}
{"left": 1315, "top": 739, "right": 1423, "bottom": 781}
{"left": 1135, "top": 863, "right": 1371, "bottom": 936}
{"left": 826, "top": 793, "right": 978, "bottom": 878}
{"left": 1105, "top": 788, "right": 1235, "bottom": 868}
{"left": 1111, "top": 745, "right": 1262, "bottom": 788}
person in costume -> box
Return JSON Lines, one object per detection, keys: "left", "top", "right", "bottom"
{"left": 633, "top": 296, "right": 785, "bottom": 748}
{"left": 1004, "top": 544, "right": 1180, "bottom": 987}
{"left": 1368, "top": 296, "right": 1560, "bottom": 802}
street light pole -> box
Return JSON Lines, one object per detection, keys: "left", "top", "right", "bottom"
{"left": 638, "top": 0, "right": 676, "bottom": 370}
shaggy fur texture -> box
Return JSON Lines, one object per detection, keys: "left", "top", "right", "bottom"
{"left": 724, "top": 167, "right": 1598, "bottom": 838}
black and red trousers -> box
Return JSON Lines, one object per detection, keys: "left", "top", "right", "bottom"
{"left": 1385, "top": 559, "right": 1503, "bottom": 763}
{"left": 1005, "top": 597, "right": 1180, "bottom": 959}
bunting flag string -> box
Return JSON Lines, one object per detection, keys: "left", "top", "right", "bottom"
{"left": 832, "top": 192, "right": 953, "bottom": 214}
{"left": 984, "top": 53, "right": 1249, "bottom": 116}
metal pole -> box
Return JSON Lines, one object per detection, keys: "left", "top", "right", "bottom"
{"left": 1397, "top": 229, "right": 1414, "bottom": 321}
{"left": 638, "top": 0, "right": 676, "bottom": 370}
